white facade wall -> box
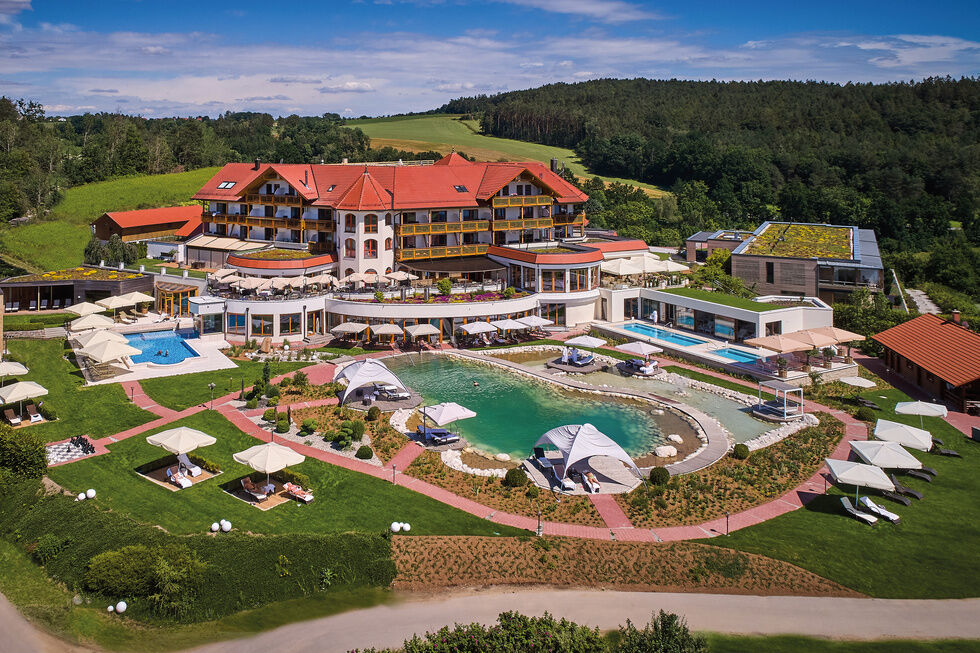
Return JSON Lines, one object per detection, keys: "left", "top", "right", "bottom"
{"left": 338, "top": 210, "right": 396, "bottom": 277}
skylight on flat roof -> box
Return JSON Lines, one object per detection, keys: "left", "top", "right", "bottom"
{"left": 453, "top": 185, "right": 468, "bottom": 193}
{"left": 216, "top": 181, "right": 236, "bottom": 189}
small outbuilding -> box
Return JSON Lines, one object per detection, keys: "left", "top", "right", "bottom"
{"left": 92, "top": 206, "right": 202, "bottom": 243}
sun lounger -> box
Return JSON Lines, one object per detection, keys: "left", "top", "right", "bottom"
{"left": 906, "top": 469, "right": 932, "bottom": 482}
{"left": 857, "top": 398, "right": 880, "bottom": 410}
{"left": 881, "top": 490, "right": 912, "bottom": 506}
{"left": 4, "top": 409, "right": 21, "bottom": 426}
{"left": 533, "top": 446, "right": 554, "bottom": 470}
{"left": 52, "top": 298, "right": 61, "bottom": 309}
{"left": 25, "top": 404, "right": 42, "bottom": 424}
{"left": 858, "top": 496, "right": 900, "bottom": 524}
{"left": 889, "top": 474, "right": 923, "bottom": 500}
{"left": 240, "top": 477, "right": 268, "bottom": 502}
{"left": 177, "top": 453, "right": 202, "bottom": 477}
{"left": 10, "top": 302, "right": 18, "bottom": 312}
{"left": 583, "top": 471, "right": 600, "bottom": 493}
{"left": 283, "top": 482, "right": 314, "bottom": 503}
{"left": 841, "top": 497, "right": 877, "bottom": 525}
{"left": 551, "top": 466, "right": 575, "bottom": 492}
{"left": 921, "top": 466, "right": 938, "bottom": 476}
{"left": 166, "top": 467, "right": 192, "bottom": 490}
{"left": 933, "top": 447, "right": 961, "bottom": 457}
{"left": 40, "top": 299, "right": 48, "bottom": 310}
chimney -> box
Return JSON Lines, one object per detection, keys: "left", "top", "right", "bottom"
{"left": 952, "top": 310, "right": 961, "bottom": 324}
{"left": 253, "top": 158, "right": 260, "bottom": 171}
{"left": 342, "top": 157, "right": 349, "bottom": 165}
{"left": 550, "top": 158, "right": 559, "bottom": 173}
{"left": 304, "top": 169, "right": 309, "bottom": 187}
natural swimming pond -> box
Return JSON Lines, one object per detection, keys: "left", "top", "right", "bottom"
{"left": 385, "top": 355, "right": 687, "bottom": 458}
{"left": 125, "top": 330, "right": 199, "bottom": 365}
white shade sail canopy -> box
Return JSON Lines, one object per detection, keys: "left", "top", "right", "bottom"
{"left": 79, "top": 340, "right": 141, "bottom": 364}
{"left": 330, "top": 321, "right": 369, "bottom": 335}
{"left": 74, "top": 329, "right": 127, "bottom": 348}
{"left": 617, "top": 341, "right": 663, "bottom": 357}
{"left": 839, "top": 376, "right": 876, "bottom": 388}
{"left": 335, "top": 359, "right": 409, "bottom": 404}
{"left": 66, "top": 301, "right": 105, "bottom": 317}
{"left": 96, "top": 295, "right": 135, "bottom": 310}
{"left": 785, "top": 329, "right": 838, "bottom": 349}
{"left": 489, "top": 319, "right": 527, "bottom": 331}
{"left": 146, "top": 427, "right": 217, "bottom": 455}
{"left": 459, "top": 321, "right": 498, "bottom": 335}
{"left": 535, "top": 423, "right": 641, "bottom": 480}
{"left": 895, "top": 401, "right": 948, "bottom": 418}
{"left": 238, "top": 277, "right": 272, "bottom": 291}
{"left": 743, "top": 334, "right": 812, "bottom": 353}
{"left": 0, "top": 361, "right": 28, "bottom": 377}
{"left": 404, "top": 323, "right": 440, "bottom": 337}
{"left": 385, "top": 271, "right": 418, "bottom": 281}
{"left": 825, "top": 458, "right": 895, "bottom": 491}
{"left": 565, "top": 335, "right": 606, "bottom": 348}
{"left": 849, "top": 440, "right": 922, "bottom": 470}
{"left": 117, "top": 291, "right": 155, "bottom": 304}
{"left": 643, "top": 258, "right": 689, "bottom": 274}
{"left": 270, "top": 277, "right": 294, "bottom": 290}
{"left": 70, "top": 313, "right": 115, "bottom": 331}
{"left": 370, "top": 323, "right": 403, "bottom": 336}
{"left": 422, "top": 402, "right": 476, "bottom": 426}
{"left": 873, "top": 419, "right": 933, "bottom": 452}
{"left": 516, "top": 315, "right": 553, "bottom": 328}
{"left": 233, "top": 441, "right": 305, "bottom": 474}
{"left": 600, "top": 258, "right": 643, "bottom": 276}
{"left": 221, "top": 274, "right": 247, "bottom": 285}
{"left": 212, "top": 268, "right": 237, "bottom": 280}
{"left": 0, "top": 381, "right": 48, "bottom": 405}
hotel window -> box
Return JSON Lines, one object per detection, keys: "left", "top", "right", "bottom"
{"left": 541, "top": 270, "right": 562, "bottom": 292}
{"left": 317, "top": 208, "right": 332, "bottom": 220}
{"left": 431, "top": 210, "right": 447, "bottom": 223}
{"left": 345, "top": 214, "right": 356, "bottom": 233}
{"left": 516, "top": 185, "right": 525, "bottom": 196}
{"left": 384, "top": 213, "right": 392, "bottom": 226}
{"left": 522, "top": 266, "right": 537, "bottom": 291}
{"left": 541, "top": 303, "right": 565, "bottom": 326}
{"left": 264, "top": 205, "right": 274, "bottom": 217}
{"left": 569, "top": 268, "right": 588, "bottom": 291}
{"left": 500, "top": 186, "right": 510, "bottom": 196}
{"left": 402, "top": 212, "right": 417, "bottom": 223}
{"left": 280, "top": 313, "right": 301, "bottom": 335}
{"left": 227, "top": 313, "right": 246, "bottom": 335}
{"left": 624, "top": 298, "right": 639, "bottom": 319}
{"left": 364, "top": 214, "right": 378, "bottom": 233}
{"left": 344, "top": 238, "right": 356, "bottom": 258}
{"left": 364, "top": 239, "right": 378, "bottom": 259}
{"left": 462, "top": 209, "right": 477, "bottom": 220}
{"left": 251, "top": 314, "right": 274, "bottom": 336}
{"left": 494, "top": 208, "right": 506, "bottom": 219}
{"left": 766, "top": 261, "right": 775, "bottom": 284}
{"left": 590, "top": 266, "right": 600, "bottom": 288}
{"left": 385, "top": 237, "right": 393, "bottom": 251}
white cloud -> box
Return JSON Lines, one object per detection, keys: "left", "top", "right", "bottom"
{"left": 317, "top": 81, "right": 375, "bottom": 93}
{"left": 269, "top": 76, "right": 323, "bottom": 84}
{"left": 496, "top": 0, "right": 660, "bottom": 23}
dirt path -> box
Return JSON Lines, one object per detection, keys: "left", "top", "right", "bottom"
{"left": 0, "top": 592, "right": 91, "bottom": 653}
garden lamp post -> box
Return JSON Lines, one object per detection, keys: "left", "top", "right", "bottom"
{"left": 208, "top": 382, "right": 216, "bottom": 410}
{"left": 725, "top": 511, "right": 730, "bottom": 536}
{"left": 536, "top": 508, "right": 543, "bottom": 537}
{"left": 392, "top": 464, "right": 397, "bottom": 484}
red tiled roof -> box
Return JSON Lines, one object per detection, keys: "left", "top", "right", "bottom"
{"left": 334, "top": 170, "right": 390, "bottom": 211}
{"left": 432, "top": 152, "right": 473, "bottom": 166}
{"left": 191, "top": 163, "right": 268, "bottom": 200}
{"left": 174, "top": 214, "right": 202, "bottom": 238}
{"left": 872, "top": 313, "right": 980, "bottom": 387}
{"left": 587, "top": 239, "right": 650, "bottom": 255}
{"left": 100, "top": 205, "right": 202, "bottom": 229}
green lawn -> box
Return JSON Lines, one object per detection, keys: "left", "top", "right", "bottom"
{"left": 6, "top": 339, "right": 153, "bottom": 443}
{"left": 135, "top": 258, "right": 209, "bottom": 278}
{"left": 348, "top": 115, "right": 666, "bottom": 195}
{"left": 658, "top": 287, "right": 777, "bottom": 311}
{"left": 707, "top": 387, "right": 980, "bottom": 598}
{"left": 139, "top": 359, "right": 311, "bottom": 411}
{"left": 705, "top": 634, "right": 980, "bottom": 653}
{"left": 662, "top": 365, "right": 774, "bottom": 397}
{"left": 0, "top": 168, "right": 219, "bottom": 273}
{"left": 46, "top": 410, "right": 525, "bottom": 538}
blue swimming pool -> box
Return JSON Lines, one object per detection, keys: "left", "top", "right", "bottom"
{"left": 623, "top": 323, "right": 707, "bottom": 347}
{"left": 125, "top": 330, "right": 199, "bottom": 365}
{"left": 712, "top": 348, "right": 761, "bottom": 364}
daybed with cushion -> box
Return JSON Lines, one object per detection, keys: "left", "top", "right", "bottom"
{"left": 283, "top": 482, "right": 314, "bottom": 503}
{"left": 858, "top": 496, "right": 900, "bottom": 524}
{"left": 166, "top": 467, "right": 192, "bottom": 489}
{"left": 533, "top": 446, "right": 553, "bottom": 470}
{"left": 240, "top": 477, "right": 268, "bottom": 502}
{"left": 177, "top": 453, "right": 202, "bottom": 477}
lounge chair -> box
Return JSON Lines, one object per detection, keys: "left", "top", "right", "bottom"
{"left": 25, "top": 404, "right": 42, "bottom": 424}
{"left": 177, "top": 453, "right": 202, "bottom": 477}
{"left": 932, "top": 437, "right": 944, "bottom": 446}
{"left": 858, "top": 496, "right": 900, "bottom": 524}
{"left": 28, "top": 300, "right": 36, "bottom": 311}
{"left": 921, "top": 466, "right": 938, "bottom": 476}
{"left": 4, "top": 409, "right": 20, "bottom": 426}
{"left": 166, "top": 467, "right": 192, "bottom": 489}
{"left": 889, "top": 474, "right": 924, "bottom": 500}
{"left": 906, "top": 469, "right": 932, "bottom": 482}
{"left": 857, "top": 398, "right": 881, "bottom": 410}
{"left": 881, "top": 490, "right": 912, "bottom": 506}
{"left": 240, "top": 477, "right": 268, "bottom": 502}
{"left": 10, "top": 302, "right": 18, "bottom": 312}
{"left": 533, "top": 446, "right": 553, "bottom": 470}
{"left": 283, "top": 482, "right": 314, "bottom": 503}
{"left": 933, "top": 447, "right": 961, "bottom": 458}
{"left": 40, "top": 299, "right": 48, "bottom": 310}
{"left": 551, "top": 466, "right": 575, "bottom": 492}
{"left": 841, "top": 497, "right": 877, "bottom": 525}
{"left": 583, "top": 471, "right": 600, "bottom": 494}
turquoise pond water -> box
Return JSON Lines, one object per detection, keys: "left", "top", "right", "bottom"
{"left": 385, "top": 356, "right": 669, "bottom": 458}
{"left": 124, "top": 330, "right": 199, "bottom": 365}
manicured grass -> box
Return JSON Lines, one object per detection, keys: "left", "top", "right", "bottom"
{"left": 46, "top": 410, "right": 525, "bottom": 537}
{"left": 0, "top": 168, "right": 218, "bottom": 273}
{"left": 3, "top": 312, "right": 72, "bottom": 331}
{"left": 662, "top": 365, "right": 774, "bottom": 397}
{"left": 705, "top": 633, "right": 980, "bottom": 653}
{"left": 659, "top": 287, "right": 777, "bottom": 311}
{"left": 6, "top": 339, "right": 153, "bottom": 443}
{"left": 139, "top": 359, "right": 311, "bottom": 411}
{"left": 348, "top": 115, "right": 666, "bottom": 195}
{"left": 706, "top": 387, "right": 980, "bottom": 598}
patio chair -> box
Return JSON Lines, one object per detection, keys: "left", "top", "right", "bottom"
{"left": 932, "top": 437, "right": 944, "bottom": 446}
{"left": 889, "top": 474, "right": 923, "bottom": 500}
{"left": 166, "top": 467, "right": 192, "bottom": 490}
{"left": 28, "top": 300, "right": 36, "bottom": 310}
{"left": 177, "top": 453, "right": 202, "bottom": 477}
{"left": 240, "top": 477, "right": 268, "bottom": 502}
{"left": 4, "top": 409, "right": 21, "bottom": 426}
{"left": 880, "top": 490, "right": 911, "bottom": 506}
{"left": 933, "top": 447, "right": 961, "bottom": 458}
{"left": 25, "top": 404, "right": 42, "bottom": 423}
{"left": 551, "top": 466, "right": 575, "bottom": 493}
{"left": 840, "top": 497, "right": 877, "bottom": 526}
{"left": 10, "top": 301, "right": 18, "bottom": 312}
{"left": 906, "top": 469, "right": 932, "bottom": 482}
{"left": 858, "top": 497, "right": 900, "bottom": 524}
{"left": 857, "top": 398, "right": 881, "bottom": 410}
{"left": 283, "top": 482, "right": 314, "bottom": 503}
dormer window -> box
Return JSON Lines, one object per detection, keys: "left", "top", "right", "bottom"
{"left": 217, "top": 181, "right": 236, "bottom": 189}
{"left": 453, "top": 185, "right": 467, "bottom": 193}
{"left": 327, "top": 185, "right": 336, "bottom": 192}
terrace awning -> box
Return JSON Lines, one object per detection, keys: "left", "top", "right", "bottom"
{"left": 458, "top": 321, "right": 497, "bottom": 335}
{"left": 535, "top": 423, "right": 641, "bottom": 480}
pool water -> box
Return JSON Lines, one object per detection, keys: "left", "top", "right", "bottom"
{"left": 712, "top": 348, "right": 761, "bottom": 364}
{"left": 623, "top": 323, "right": 707, "bottom": 347}
{"left": 125, "top": 330, "right": 199, "bottom": 365}
{"left": 386, "top": 355, "right": 673, "bottom": 458}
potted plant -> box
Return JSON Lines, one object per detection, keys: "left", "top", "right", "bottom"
{"left": 821, "top": 347, "right": 835, "bottom": 368}
{"left": 776, "top": 357, "right": 788, "bottom": 378}
{"left": 803, "top": 348, "right": 819, "bottom": 372}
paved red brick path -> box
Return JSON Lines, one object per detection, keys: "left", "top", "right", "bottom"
{"left": 119, "top": 380, "right": 179, "bottom": 419}
{"left": 386, "top": 442, "right": 424, "bottom": 471}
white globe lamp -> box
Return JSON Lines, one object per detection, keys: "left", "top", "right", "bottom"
{"left": 86, "top": 489, "right": 96, "bottom": 499}
{"left": 115, "top": 601, "right": 127, "bottom": 614}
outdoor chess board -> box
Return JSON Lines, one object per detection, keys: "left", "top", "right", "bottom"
{"left": 46, "top": 441, "right": 93, "bottom": 465}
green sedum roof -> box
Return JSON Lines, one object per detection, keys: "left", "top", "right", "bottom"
{"left": 659, "top": 287, "right": 780, "bottom": 312}
{"left": 743, "top": 223, "right": 852, "bottom": 260}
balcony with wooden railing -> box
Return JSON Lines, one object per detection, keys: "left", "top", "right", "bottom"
{"left": 245, "top": 193, "right": 303, "bottom": 206}
{"left": 396, "top": 244, "right": 489, "bottom": 261}
{"left": 490, "top": 217, "right": 553, "bottom": 231}
{"left": 396, "top": 220, "right": 489, "bottom": 236}
{"left": 553, "top": 212, "right": 586, "bottom": 226}
{"left": 205, "top": 213, "right": 305, "bottom": 230}
{"left": 491, "top": 195, "right": 553, "bottom": 208}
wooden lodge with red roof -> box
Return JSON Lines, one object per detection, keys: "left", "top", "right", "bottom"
{"left": 873, "top": 312, "right": 980, "bottom": 412}
{"left": 92, "top": 205, "right": 202, "bottom": 243}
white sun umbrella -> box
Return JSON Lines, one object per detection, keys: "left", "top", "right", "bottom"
{"left": 66, "top": 301, "right": 105, "bottom": 317}
{"left": 233, "top": 441, "right": 305, "bottom": 485}
{"left": 0, "top": 381, "right": 48, "bottom": 414}
{"left": 385, "top": 270, "right": 418, "bottom": 282}
{"left": 517, "top": 315, "right": 553, "bottom": 329}
{"left": 404, "top": 323, "right": 440, "bottom": 338}
{"left": 422, "top": 401, "right": 476, "bottom": 427}
{"left": 0, "top": 361, "right": 28, "bottom": 386}
{"left": 616, "top": 341, "right": 663, "bottom": 357}
{"left": 895, "top": 401, "right": 948, "bottom": 429}
{"left": 270, "top": 277, "right": 294, "bottom": 291}
{"left": 330, "top": 321, "right": 369, "bottom": 335}
{"left": 117, "top": 291, "right": 155, "bottom": 305}
{"left": 459, "top": 321, "right": 498, "bottom": 335}
{"left": 565, "top": 335, "right": 606, "bottom": 348}
{"left": 600, "top": 258, "right": 643, "bottom": 276}
{"left": 644, "top": 259, "right": 689, "bottom": 274}
{"left": 96, "top": 295, "right": 135, "bottom": 311}
{"left": 873, "top": 419, "right": 933, "bottom": 452}
{"left": 849, "top": 440, "right": 922, "bottom": 470}
{"left": 371, "top": 323, "right": 403, "bottom": 336}
{"left": 308, "top": 272, "right": 339, "bottom": 287}
{"left": 490, "top": 318, "right": 527, "bottom": 331}
{"left": 824, "top": 458, "right": 895, "bottom": 504}
{"left": 70, "top": 313, "right": 115, "bottom": 332}
{"left": 239, "top": 277, "right": 272, "bottom": 291}
{"left": 212, "top": 268, "right": 237, "bottom": 280}
{"left": 220, "top": 273, "right": 246, "bottom": 285}
{"left": 74, "top": 328, "right": 126, "bottom": 348}
{"left": 79, "top": 340, "right": 141, "bottom": 365}
{"left": 146, "top": 427, "right": 217, "bottom": 455}
{"left": 839, "top": 376, "right": 876, "bottom": 389}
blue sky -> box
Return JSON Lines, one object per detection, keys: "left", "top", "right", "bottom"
{"left": 1, "top": 0, "right": 978, "bottom": 117}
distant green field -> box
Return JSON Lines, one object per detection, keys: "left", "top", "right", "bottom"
{"left": 349, "top": 115, "right": 665, "bottom": 195}
{"left": 0, "top": 167, "right": 218, "bottom": 273}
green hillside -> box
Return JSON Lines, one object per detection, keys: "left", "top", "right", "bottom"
{"left": 0, "top": 167, "right": 218, "bottom": 273}
{"left": 349, "top": 114, "right": 665, "bottom": 195}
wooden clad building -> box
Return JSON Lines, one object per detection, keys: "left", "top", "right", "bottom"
{"left": 92, "top": 206, "right": 202, "bottom": 242}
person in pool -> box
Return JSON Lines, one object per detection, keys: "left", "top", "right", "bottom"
{"left": 155, "top": 350, "right": 163, "bottom": 356}
{"left": 164, "top": 350, "right": 169, "bottom": 357}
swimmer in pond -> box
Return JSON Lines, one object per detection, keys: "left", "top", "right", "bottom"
{"left": 473, "top": 381, "right": 479, "bottom": 387}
